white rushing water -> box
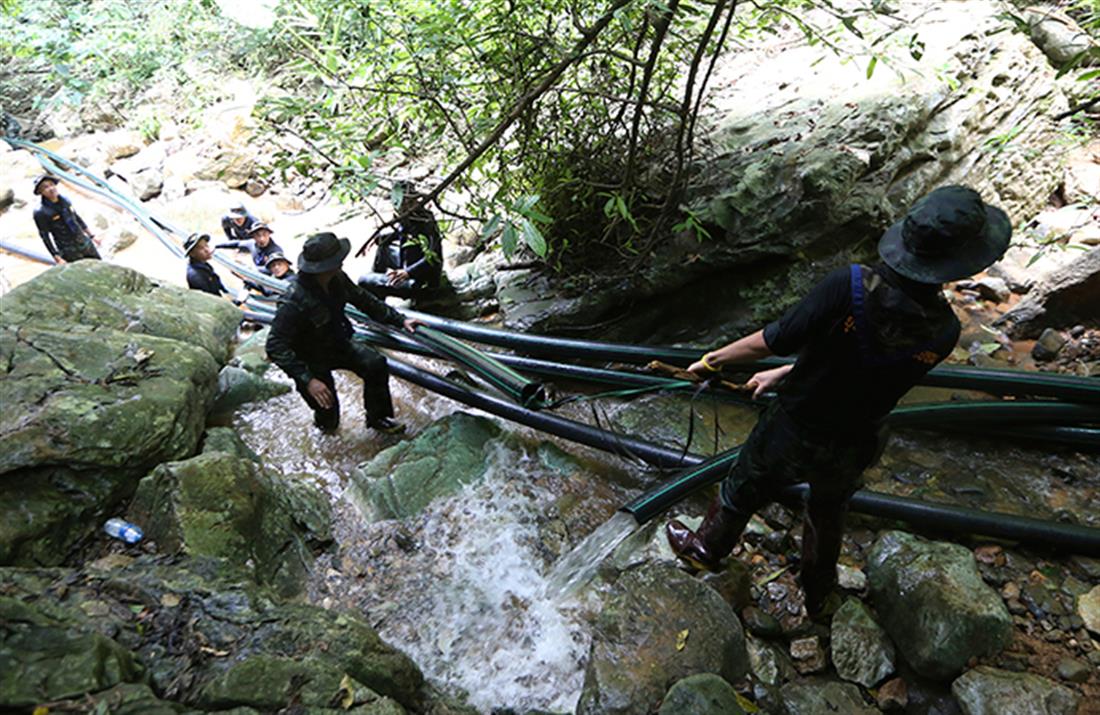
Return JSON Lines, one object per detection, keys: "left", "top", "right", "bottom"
{"left": 347, "top": 441, "right": 601, "bottom": 713}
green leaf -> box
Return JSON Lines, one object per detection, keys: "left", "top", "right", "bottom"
{"left": 480, "top": 213, "right": 502, "bottom": 241}
{"left": 866, "top": 55, "right": 878, "bottom": 79}
{"left": 501, "top": 222, "right": 517, "bottom": 258}
{"left": 521, "top": 218, "right": 547, "bottom": 257}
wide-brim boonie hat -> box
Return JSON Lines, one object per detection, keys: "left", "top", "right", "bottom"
{"left": 298, "top": 232, "right": 350, "bottom": 274}
{"left": 229, "top": 204, "right": 249, "bottom": 217}
{"left": 878, "top": 185, "right": 1012, "bottom": 284}
{"left": 33, "top": 174, "right": 59, "bottom": 195}
{"left": 183, "top": 232, "right": 211, "bottom": 257}
{"left": 249, "top": 222, "right": 272, "bottom": 236}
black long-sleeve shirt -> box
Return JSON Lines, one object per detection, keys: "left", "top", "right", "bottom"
{"left": 266, "top": 271, "right": 404, "bottom": 386}
{"left": 33, "top": 195, "right": 93, "bottom": 260}
{"left": 186, "top": 259, "right": 229, "bottom": 297}
{"left": 374, "top": 210, "right": 443, "bottom": 286}
{"left": 221, "top": 213, "right": 259, "bottom": 242}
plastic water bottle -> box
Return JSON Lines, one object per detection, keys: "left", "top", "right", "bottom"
{"left": 103, "top": 518, "right": 143, "bottom": 544}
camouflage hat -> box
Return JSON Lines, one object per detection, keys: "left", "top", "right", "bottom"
{"left": 878, "top": 185, "right": 1012, "bottom": 284}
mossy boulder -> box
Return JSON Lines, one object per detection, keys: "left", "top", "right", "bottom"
{"left": 0, "top": 262, "right": 241, "bottom": 566}
{"left": 867, "top": 531, "right": 1012, "bottom": 680}
{"left": 952, "top": 666, "right": 1080, "bottom": 715}
{"left": 577, "top": 562, "right": 749, "bottom": 715}
{"left": 658, "top": 673, "right": 745, "bottom": 715}
{"left": 211, "top": 365, "right": 290, "bottom": 413}
{"left": 352, "top": 412, "right": 502, "bottom": 519}
{"left": 0, "top": 559, "right": 425, "bottom": 712}
{"left": 129, "top": 452, "right": 332, "bottom": 598}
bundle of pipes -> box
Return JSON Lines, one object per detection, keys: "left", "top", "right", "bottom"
{"left": 8, "top": 135, "right": 1100, "bottom": 555}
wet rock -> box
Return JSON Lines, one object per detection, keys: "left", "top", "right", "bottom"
{"left": 779, "top": 678, "right": 880, "bottom": 715}
{"left": 746, "top": 635, "right": 798, "bottom": 686}
{"left": 658, "top": 673, "right": 745, "bottom": 715}
{"left": 876, "top": 677, "right": 908, "bottom": 711}
{"left": 866, "top": 531, "right": 1012, "bottom": 680}
{"left": 129, "top": 452, "right": 332, "bottom": 598}
{"left": 26, "top": 683, "right": 191, "bottom": 715}
{"left": 577, "top": 562, "right": 749, "bottom": 715}
{"left": 998, "top": 247, "right": 1100, "bottom": 338}
{"left": 972, "top": 277, "right": 1011, "bottom": 303}
{"left": 0, "top": 561, "right": 425, "bottom": 712}
{"left": 201, "top": 427, "right": 260, "bottom": 462}
{"left": 0, "top": 187, "right": 14, "bottom": 212}
{"left": 789, "top": 636, "right": 827, "bottom": 674}
{"left": 742, "top": 605, "right": 784, "bottom": 639}
{"left": 1032, "top": 328, "right": 1067, "bottom": 362}
{"left": 211, "top": 365, "right": 290, "bottom": 413}
{"left": 701, "top": 561, "right": 752, "bottom": 611}
{"left": 352, "top": 412, "right": 503, "bottom": 520}
{"left": 831, "top": 599, "right": 896, "bottom": 687}
{"left": 1055, "top": 657, "right": 1091, "bottom": 683}
{"left": 1078, "top": 584, "right": 1100, "bottom": 636}
{"left": 1, "top": 264, "right": 238, "bottom": 565}
{"left": 951, "top": 666, "right": 1080, "bottom": 715}
{"left": 0, "top": 596, "right": 140, "bottom": 707}
{"left": 837, "top": 563, "right": 867, "bottom": 591}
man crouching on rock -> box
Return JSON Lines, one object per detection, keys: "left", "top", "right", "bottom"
{"left": 267, "top": 232, "right": 420, "bottom": 435}
{"left": 666, "top": 186, "right": 1011, "bottom": 621}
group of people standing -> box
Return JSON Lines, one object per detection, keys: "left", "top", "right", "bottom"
{"left": 30, "top": 169, "right": 1014, "bottom": 623}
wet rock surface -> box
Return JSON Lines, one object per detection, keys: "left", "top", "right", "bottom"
{"left": 867, "top": 531, "right": 1013, "bottom": 680}
{"left": 657, "top": 673, "right": 745, "bottom": 715}
{"left": 779, "top": 677, "right": 882, "bottom": 715}
{"left": 577, "top": 562, "right": 749, "bottom": 715}
{"left": 951, "top": 665, "right": 1080, "bottom": 715}
{"left": 0, "top": 558, "right": 425, "bottom": 712}
{"left": 831, "top": 598, "right": 896, "bottom": 688}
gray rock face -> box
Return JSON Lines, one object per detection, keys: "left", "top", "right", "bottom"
{"left": 998, "top": 247, "right": 1100, "bottom": 337}
{"left": 577, "top": 562, "right": 749, "bottom": 715}
{"left": 866, "top": 531, "right": 1012, "bottom": 680}
{"left": 498, "top": 0, "right": 1068, "bottom": 336}
{"left": 1079, "top": 584, "right": 1100, "bottom": 636}
{"left": 129, "top": 451, "right": 332, "bottom": 598}
{"left": 0, "top": 262, "right": 241, "bottom": 566}
{"left": 780, "top": 678, "right": 882, "bottom": 715}
{"left": 129, "top": 168, "right": 164, "bottom": 200}
{"left": 952, "top": 666, "right": 1080, "bottom": 715}
{"left": 831, "top": 598, "right": 896, "bottom": 687}
{"left": 351, "top": 412, "right": 502, "bottom": 520}
{"left": 658, "top": 673, "right": 745, "bottom": 715}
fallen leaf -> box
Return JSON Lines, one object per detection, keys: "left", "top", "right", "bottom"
{"left": 338, "top": 673, "right": 356, "bottom": 709}
{"left": 199, "top": 646, "right": 230, "bottom": 657}
{"left": 32, "top": 707, "right": 49, "bottom": 715}
{"left": 160, "top": 593, "right": 180, "bottom": 608}
{"left": 755, "top": 565, "right": 791, "bottom": 586}
{"left": 676, "top": 629, "right": 689, "bottom": 651}
{"left": 735, "top": 692, "right": 760, "bottom": 712}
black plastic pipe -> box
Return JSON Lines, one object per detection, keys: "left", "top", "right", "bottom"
{"left": 403, "top": 309, "right": 1100, "bottom": 405}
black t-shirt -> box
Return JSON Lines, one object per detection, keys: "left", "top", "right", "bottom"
{"left": 762, "top": 264, "right": 960, "bottom": 435}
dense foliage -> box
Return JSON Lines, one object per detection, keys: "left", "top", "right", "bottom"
{"left": 2, "top": 0, "right": 1096, "bottom": 271}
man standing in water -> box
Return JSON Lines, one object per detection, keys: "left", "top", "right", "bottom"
{"left": 267, "top": 232, "right": 420, "bottom": 435}
{"left": 666, "top": 186, "right": 1011, "bottom": 620}
{"left": 32, "top": 174, "right": 101, "bottom": 263}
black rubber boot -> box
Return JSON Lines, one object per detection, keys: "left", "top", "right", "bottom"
{"left": 666, "top": 497, "right": 748, "bottom": 571}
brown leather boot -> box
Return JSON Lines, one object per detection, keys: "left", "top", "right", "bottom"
{"left": 666, "top": 498, "right": 748, "bottom": 571}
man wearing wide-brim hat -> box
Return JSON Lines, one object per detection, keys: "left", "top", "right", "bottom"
{"left": 183, "top": 232, "right": 231, "bottom": 298}
{"left": 266, "top": 232, "right": 421, "bottom": 435}
{"left": 31, "top": 174, "right": 102, "bottom": 264}
{"left": 663, "top": 185, "right": 1012, "bottom": 622}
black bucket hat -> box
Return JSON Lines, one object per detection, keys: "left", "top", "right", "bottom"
{"left": 878, "top": 185, "right": 1012, "bottom": 284}
{"left": 183, "top": 232, "right": 211, "bottom": 257}
{"left": 33, "top": 174, "right": 59, "bottom": 195}
{"left": 298, "top": 232, "right": 350, "bottom": 274}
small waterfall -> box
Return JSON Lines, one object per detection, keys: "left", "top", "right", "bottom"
{"left": 543, "top": 510, "right": 641, "bottom": 601}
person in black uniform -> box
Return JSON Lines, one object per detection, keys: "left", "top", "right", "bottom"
{"left": 216, "top": 222, "right": 283, "bottom": 273}
{"left": 32, "top": 174, "right": 101, "bottom": 263}
{"left": 665, "top": 186, "right": 1012, "bottom": 620}
{"left": 221, "top": 203, "right": 259, "bottom": 243}
{"left": 267, "top": 232, "right": 421, "bottom": 435}
{"left": 184, "top": 233, "right": 231, "bottom": 298}
{"left": 264, "top": 251, "right": 297, "bottom": 284}
{"left": 358, "top": 185, "right": 443, "bottom": 299}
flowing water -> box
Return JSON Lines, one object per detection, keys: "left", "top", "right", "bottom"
{"left": 543, "top": 511, "right": 641, "bottom": 601}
